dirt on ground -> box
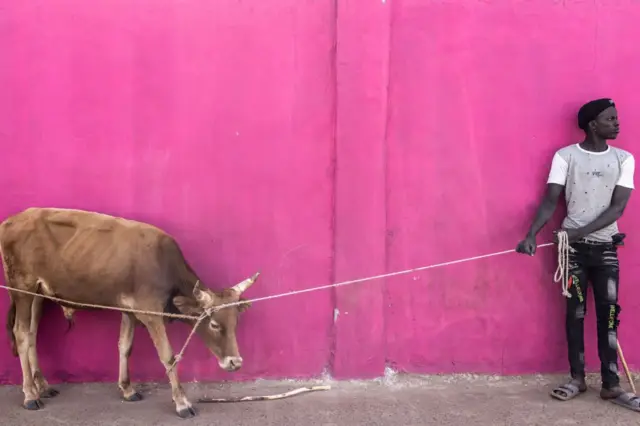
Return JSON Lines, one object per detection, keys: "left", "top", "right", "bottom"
{"left": 0, "top": 373, "right": 638, "bottom": 425}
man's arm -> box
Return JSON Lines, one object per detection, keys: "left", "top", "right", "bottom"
{"left": 517, "top": 153, "right": 566, "bottom": 255}
{"left": 525, "top": 152, "right": 567, "bottom": 238}
{"left": 526, "top": 183, "right": 564, "bottom": 238}
{"left": 568, "top": 186, "right": 632, "bottom": 240}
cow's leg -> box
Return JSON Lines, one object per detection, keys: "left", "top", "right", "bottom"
{"left": 118, "top": 313, "right": 142, "bottom": 402}
{"left": 28, "top": 296, "right": 58, "bottom": 399}
{"left": 139, "top": 315, "right": 196, "bottom": 418}
{"left": 14, "top": 295, "right": 43, "bottom": 410}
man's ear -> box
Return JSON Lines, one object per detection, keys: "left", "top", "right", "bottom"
{"left": 173, "top": 296, "right": 202, "bottom": 316}
{"left": 237, "top": 297, "right": 252, "bottom": 313}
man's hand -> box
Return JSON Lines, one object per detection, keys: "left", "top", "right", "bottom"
{"left": 516, "top": 235, "right": 537, "bottom": 256}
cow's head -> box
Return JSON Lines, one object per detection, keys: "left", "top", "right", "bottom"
{"left": 172, "top": 272, "right": 259, "bottom": 372}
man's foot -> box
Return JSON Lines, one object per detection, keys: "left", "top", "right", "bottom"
{"left": 550, "top": 378, "right": 587, "bottom": 401}
{"left": 602, "top": 386, "right": 640, "bottom": 412}
{"left": 600, "top": 385, "right": 625, "bottom": 400}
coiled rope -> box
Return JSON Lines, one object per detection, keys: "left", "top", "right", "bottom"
{"left": 553, "top": 230, "right": 572, "bottom": 298}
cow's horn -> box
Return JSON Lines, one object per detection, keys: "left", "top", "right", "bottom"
{"left": 193, "top": 280, "right": 207, "bottom": 302}
{"left": 232, "top": 272, "right": 260, "bottom": 294}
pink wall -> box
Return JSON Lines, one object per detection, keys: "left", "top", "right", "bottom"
{"left": 2, "top": 0, "right": 640, "bottom": 384}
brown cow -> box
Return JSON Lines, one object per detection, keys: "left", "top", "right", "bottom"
{"left": 0, "top": 207, "right": 259, "bottom": 418}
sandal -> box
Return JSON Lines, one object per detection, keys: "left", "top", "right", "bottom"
{"left": 601, "top": 388, "right": 640, "bottom": 413}
{"left": 550, "top": 379, "right": 587, "bottom": 401}
{"left": 610, "top": 393, "right": 640, "bottom": 412}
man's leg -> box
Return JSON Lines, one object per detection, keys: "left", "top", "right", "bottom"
{"left": 590, "top": 244, "right": 622, "bottom": 394}
{"left": 590, "top": 245, "right": 640, "bottom": 411}
{"left": 566, "top": 245, "right": 590, "bottom": 381}
{"left": 551, "top": 244, "right": 589, "bottom": 401}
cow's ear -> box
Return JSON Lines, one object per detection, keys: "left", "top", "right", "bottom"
{"left": 173, "top": 296, "right": 202, "bottom": 316}
{"left": 237, "top": 297, "right": 252, "bottom": 313}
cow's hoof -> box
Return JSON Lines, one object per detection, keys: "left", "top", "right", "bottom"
{"left": 24, "top": 399, "right": 44, "bottom": 410}
{"left": 176, "top": 406, "right": 197, "bottom": 419}
{"left": 41, "top": 388, "right": 59, "bottom": 398}
{"left": 124, "top": 392, "right": 143, "bottom": 402}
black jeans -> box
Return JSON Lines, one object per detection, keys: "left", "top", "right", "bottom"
{"left": 566, "top": 241, "right": 621, "bottom": 389}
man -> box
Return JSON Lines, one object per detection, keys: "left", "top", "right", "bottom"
{"left": 516, "top": 98, "right": 639, "bottom": 411}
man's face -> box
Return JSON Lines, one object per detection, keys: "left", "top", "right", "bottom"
{"left": 591, "top": 106, "right": 620, "bottom": 140}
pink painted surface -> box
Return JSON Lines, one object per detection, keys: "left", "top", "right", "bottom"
{"left": 1, "top": 0, "right": 640, "bottom": 384}
{"left": 384, "top": 0, "right": 640, "bottom": 375}
{"left": 0, "top": 0, "right": 336, "bottom": 383}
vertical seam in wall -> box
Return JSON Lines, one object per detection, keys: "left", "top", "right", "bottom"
{"left": 327, "top": 0, "right": 339, "bottom": 376}
{"left": 382, "top": 0, "right": 393, "bottom": 372}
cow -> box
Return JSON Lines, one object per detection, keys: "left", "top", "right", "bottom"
{"left": 0, "top": 207, "right": 259, "bottom": 418}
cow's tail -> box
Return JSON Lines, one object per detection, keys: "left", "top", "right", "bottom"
{"left": 6, "top": 297, "right": 17, "bottom": 357}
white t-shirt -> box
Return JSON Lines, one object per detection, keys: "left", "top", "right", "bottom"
{"left": 547, "top": 143, "right": 635, "bottom": 242}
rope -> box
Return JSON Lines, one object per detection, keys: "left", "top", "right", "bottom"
{"left": 0, "top": 284, "right": 208, "bottom": 373}
{"left": 0, "top": 241, "right": 556, "bottom": 373}
{"left": 167, "top": 309, "right": 209, "bottom": 372}
{"left": 169, "top": 243, "right": 552, "bottom": 371}
{"left": 0, "top": 285, "right": 200, "bottom": 320}
{"left": 209, "top": 242, "right": 556, "bottom": 312}
{"left": 553, "top": 230, "right": 572, "bottom": 298}
{"left": 198, "top": 385, "right": 331, "bottom": 403}
{"left": 0, "top": 284, "right": 207, "bottom": 373}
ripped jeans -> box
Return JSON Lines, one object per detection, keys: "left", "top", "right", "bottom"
{"left": 566, "top": 241, "right": 621, "bottom": 389}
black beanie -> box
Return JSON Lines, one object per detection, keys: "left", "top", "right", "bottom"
{"left": 577, "top": 98, "right": 615, "bottom": 130}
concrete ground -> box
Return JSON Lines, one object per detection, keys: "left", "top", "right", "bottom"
{"left": 0, "top": 373, "right": 638, "bottom": 425}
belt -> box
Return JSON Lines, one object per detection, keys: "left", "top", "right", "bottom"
{"left": 576, "top": 237, "right": 613, "bottom": 246}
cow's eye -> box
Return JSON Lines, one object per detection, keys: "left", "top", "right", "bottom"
{"left": 209, "top": 321, "right": 221, "bottom": 331}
